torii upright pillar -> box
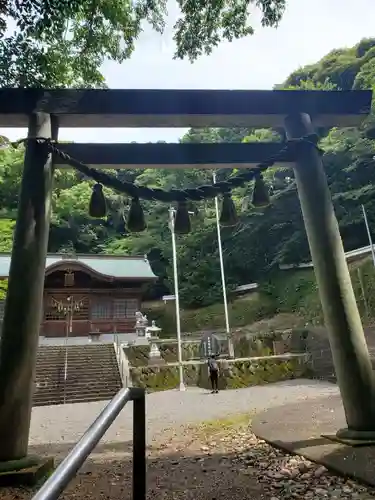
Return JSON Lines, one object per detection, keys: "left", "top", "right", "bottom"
{"left": 0, "top": 113, "right": 57, "bottom": 462}
{"left": 285, "top": 113, "right": 375, "bottom": 441}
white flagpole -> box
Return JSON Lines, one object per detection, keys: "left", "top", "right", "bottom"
{"left": 213, "top": 172, "right": 234, "bottom": 358}
{"left": 169, "top": 208, "right": 186, "bottom": 391}
{"left": 362, "top": 204, "right": 375, "bottom": 267}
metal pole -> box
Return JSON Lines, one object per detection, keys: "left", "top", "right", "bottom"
{"left": 63, "top": 297, "right": 72, "bottom": 405}
{"left": 0, "top": 113, "right": 56, "bottom": 461}
{"left": 133, "top": 389, "right": 146, "bottom": 500}
{"left": 169, "top": 208, "right": 185, "bottom": 391}
{"left": 362, "top": 204, "right": 375, "bottom": 267}
{"left": 32, "top": 387, "right": 134, "bottom": 500}
{"left": 285, "top": 113, "right": 375, "bottom": 440}
{"left": 213, "top": 172, "right": 235, "bottom": 358}
{"left": 357, "top": 267, "right": 369, "bottom": 319}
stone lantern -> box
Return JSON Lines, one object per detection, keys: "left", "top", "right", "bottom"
{"left": 145, "top": 320, "right": 161, "bottom": 339}
{"left": 146, "top": 321, "right": 164, "bottom": 365}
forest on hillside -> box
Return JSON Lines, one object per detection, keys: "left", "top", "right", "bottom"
{"left": 2, "top": 38, "right": 375, "bottom": 308}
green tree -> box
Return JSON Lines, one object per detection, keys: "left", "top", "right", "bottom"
{"left": 3, "top": 37, "right": 375, "bottom": 310}
{"left": 0, "top": 280, "right": 7, "bottom": 300}
{"left": 1, "top": 0, "right": 286, "bottom": 86}
{"left": 284, "top": 38, "right": 375, "bottom": 91}
{"left": 0, "top": 219, "right": 15, "bottom": 252}
{"left": 0, "top": 219, "right": 14, "bottom": 299}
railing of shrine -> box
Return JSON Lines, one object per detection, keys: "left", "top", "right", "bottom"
{"left": 31, "top": 387, "right": 146, "bottom": 500}
{"left": 114, "top": 335, "right": 131, "bottom": 387}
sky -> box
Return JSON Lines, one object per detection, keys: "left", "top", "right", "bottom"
{"left": 2, "top": 0, "right": 375, "bottom": 143}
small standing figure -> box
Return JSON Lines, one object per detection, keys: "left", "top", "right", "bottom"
{"left": 207, "top": 354, "right": 219, "bottom": 394}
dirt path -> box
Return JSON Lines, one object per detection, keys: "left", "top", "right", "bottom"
{"left": 0, "top": 381, "right": 341, "bottom": 500}
{"left": 4, "top": 412, "right": 375, "bottom": 500}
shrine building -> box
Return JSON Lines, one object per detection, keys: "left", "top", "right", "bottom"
{"left": 0, "top": 253, "right": 156, "bottom": 342}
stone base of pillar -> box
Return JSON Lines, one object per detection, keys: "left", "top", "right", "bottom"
{"left": 322, "top": 430, "right": 375, "bottom": 447}
{"left": 0, "top": 455, "right": 54, "bottom": 486}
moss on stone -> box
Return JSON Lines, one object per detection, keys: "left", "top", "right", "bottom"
{"left": 125, "top": 331, "right": 304, "bottom": 370}
{"left": 124, "top": 345, "right": 150, "bottom": 367}
{"left": 130, "top": 364, "right": 199, "bottom": 391}
{"left": 157, "top": 342, "right": 201, "bottom": 362}
{"left": 233, "top": 333, "right": 285, "bottom": 358}
{"left": 130, "top": 356, "right": 307, "bottom": 392}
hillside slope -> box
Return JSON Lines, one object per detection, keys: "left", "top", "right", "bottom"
{"left": 145, "top": 256, "right": 375, "bottom": 336}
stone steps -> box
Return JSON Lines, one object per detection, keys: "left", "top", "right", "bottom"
{"left": 35, "top": 362, "right": 119, "bottom": 374}
{"left": 33, "top": 344, "right": 122, "bottom": 406}
{"left": 34, "top": 390, "right": 121, "bottom": 407}
{"left": 33, "top": 383, "right": 121, "bottom": 405}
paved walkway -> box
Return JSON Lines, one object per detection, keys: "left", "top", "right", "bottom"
{"left": 252, "top": 392, "right": 375, "bottom": 486}
{"left": 29, "top": 379, "right": 338, "bottom": 453}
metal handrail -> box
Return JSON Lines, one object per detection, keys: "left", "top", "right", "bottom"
{"left": 32, "top": 387, "right": 146, "bottom": 500}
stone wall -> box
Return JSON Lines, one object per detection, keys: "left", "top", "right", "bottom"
{"left": 129, "top": 355, "right": 307, "bottom": 392}
{"left": 123, "top": 333, "right": 294, "bottom": 368}
{"left": 124, "top": 325, "right": 375, "bottom": 386}
{"left": 233, "top": 333, "right": 289, "bottom": 358}
{"left": 298, "top": 326, "right": 375, "bottom": 383}
{"left": 123, "top": 332, "right": 309, "bottom": 392}
{"left": 124, "top": 342, "right": 201, "bottom": 367}
{"left": 302, "top": 328, "right": 334, "bottom": 381}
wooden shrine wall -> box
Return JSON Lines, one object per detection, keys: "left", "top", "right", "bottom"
{"left": 41, "top": 268, "right": 143, "bottom": 338}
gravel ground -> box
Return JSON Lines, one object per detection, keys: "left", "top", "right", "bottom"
{"left": 28, "top": 379, "right": 339, "bottom": 451}
{"left": 1, "top": 379, "right": 346, "bottom": 500}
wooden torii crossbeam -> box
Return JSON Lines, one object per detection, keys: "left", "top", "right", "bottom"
{"left": 0, "top": 88, "right": 371, "bottom": 128}
{"left": 0, "top": 89, "right": 373, "bottom": 470}
{"left": 54, "top": 142, "right": 296, "bottom": 170}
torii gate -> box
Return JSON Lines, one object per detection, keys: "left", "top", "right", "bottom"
{"left": 0, "top": 88, "right": 374, "bottom": 467}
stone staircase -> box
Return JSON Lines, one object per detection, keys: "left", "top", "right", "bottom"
{"left": 33, "top": 344, "right": 122, "bottom": 406}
